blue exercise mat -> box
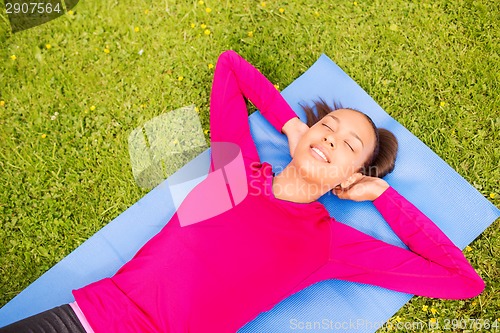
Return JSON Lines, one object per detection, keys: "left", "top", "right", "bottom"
{"left": 1, "top": 54, "right": 498, "bottom": 332}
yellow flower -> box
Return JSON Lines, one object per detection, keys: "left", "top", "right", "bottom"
{"left": 90, "top": 105, "right": 96, "bottom": 111}
{"left": 173, "top": 139, "right": 179, "bottom": 145}
{"left": 429, "top": 318, "right": 437, "bottom": 324}
{"left": 67, "top": 10, "right": 74, "bottom": 15}
{"left": 144, "top": 9, "right": 150, "bottom": 14}
{"left": 353, "top": 1, "right": 358, "bottom": 5}
{"left": 204, "top": 129, "right": 209, "bottom": 135}
{"left": 430, "top": 307, "right": 437, "bottom": 315}
{"left": 178, "top": 76, "right": 184, "bottom": 81}
{"left": 208, "top": 63, "right": 214, "bottom": 69}
{"left": 247, "top": 31, "right": 254, "bottom": 37}
{"left": 314, "top": 11, "right": 320, "bottom": 17}
{"left": 440, "top": 101, "right": 446, "bottom": 107}
{"left": 471, "top": 301, "right": 477, "bottom": 306}
{"left": 190, "top": 23, "right": 195, "bottom": 28}
{"left": 205, "top": 7, "right": 212, "bottom": 13}
{"left": 45, "top": 44, "right": 52, "bottom": 49}
{"left": 198, "top": 0, "right": 204, "bottom": 4}
{"left": 200, "top": 23, "right": 207, "bottom": 29}
{"left": 465, "top": 245, "right": 472, "bottom": 252}
{"left": 279, "top": 8, "right": 285, "bottom": 13}
{"left": 41, "top": 134, "right": 47, "bottom": 139}
{"left": 134, "top": 26, "right": 140, "bottom": 32}
{"left": 394, "top": 316, "right": 401, "bottom": 322}
{"left": 140, "top": 104, "right": 146, "bottom": 108}
{"left": 489, "top": 193, "right": 496, "bottom": 199}
{"left": 195, "top": 107, "right": 200, "bottom": 113}
{"left": 260, "top": 2, "right": 266, "bottom": 7}
{"left": 10, "top": 55, "right": 16, "bottom": 60}
{"left": 0, "top": 101, "right": 5, "bottom": 107}
{"left": 422, "top": 305, "right": 428, "bottom": 311}
{"left": 104, "top": 48, "right": 110, "bottom": 53}
{"left": 204, "top": 29, "right": 211, "bottom": 35}
{"left": 274, "top": 84, "right": 279, "bottom": 90}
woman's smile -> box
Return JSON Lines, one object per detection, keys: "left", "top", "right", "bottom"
{"left": 310, "top": 145, "right": 330, "bottom": 163}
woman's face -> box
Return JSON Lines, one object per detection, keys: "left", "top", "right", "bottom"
{"left": 292, "top": 109, "right": 377, "bottom": 190}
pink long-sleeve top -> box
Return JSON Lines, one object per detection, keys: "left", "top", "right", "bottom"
{"left": 72, "top": 50, "right": 484, "bottom": 333}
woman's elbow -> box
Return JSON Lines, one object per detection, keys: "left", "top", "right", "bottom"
{"left": 463, "top": 275, "right": 485, "bottom": 299}
{"left": 428, "top": 271, "right": 486, "bottom": 300}
{"left": 450, "top": 274, "right": 486, "bottom": 300}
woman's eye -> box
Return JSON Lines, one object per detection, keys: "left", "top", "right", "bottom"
{"left": 321, "top": 123, "right": 334, "bottom": 131}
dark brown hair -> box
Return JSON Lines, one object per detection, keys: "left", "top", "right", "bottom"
{"left": 300, "top": 98, "right": 398, "bottom": 178}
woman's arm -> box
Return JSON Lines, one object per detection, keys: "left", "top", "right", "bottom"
{"left": 327, "top": 186, "right": 485, "bottom": 299}
{"left": 210, "top": 50, "right": 299, "bottom": 163}
{"left": 289, "top": 186, "right": 485, "bottom": 299}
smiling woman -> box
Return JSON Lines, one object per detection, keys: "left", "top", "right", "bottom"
{"left": 272, "top": 99, "right": 399, "bottom": 204}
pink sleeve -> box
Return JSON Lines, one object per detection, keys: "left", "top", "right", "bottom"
{"left": 210, "top": 50, "right": 299, "bottom": 163}
{"left": 291, "top": 187, "right": 485, "bottom": 300}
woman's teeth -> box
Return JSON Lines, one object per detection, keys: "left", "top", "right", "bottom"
{"left": 312, "top": 147, "right": 328, "bottom": 162}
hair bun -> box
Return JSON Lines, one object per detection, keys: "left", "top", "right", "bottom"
{"left": 364, "top": 129, "right": 398, "bottom": 178}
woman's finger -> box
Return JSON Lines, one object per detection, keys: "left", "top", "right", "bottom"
{"left": 332, "top": 186, "right": 349, "bottom": 200}
{"left": 340, "top": 173, "right": 363, "bottom": 190}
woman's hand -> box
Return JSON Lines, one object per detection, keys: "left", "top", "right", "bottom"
{"left": 282, "top": 117, "right": 309, "bottom": 158}
{"left": 332, "top": 173, "right": 390, "bottom": 202}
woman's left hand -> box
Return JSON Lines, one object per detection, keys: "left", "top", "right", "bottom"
{"left": 282, "top": 117, "right": 309, "bottom": 158}
{"left": 332, "top": 173, "right": 390, "bottom": 202}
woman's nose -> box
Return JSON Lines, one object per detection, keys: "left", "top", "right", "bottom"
{"left": 323, "top": 137, "right": 335, "bottom": 149}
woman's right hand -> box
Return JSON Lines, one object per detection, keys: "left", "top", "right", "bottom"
{"left": 282, "top": 117, "right": 309, "bottom": 158}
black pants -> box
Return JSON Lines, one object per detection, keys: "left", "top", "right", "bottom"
{"left": 0, "top": 304, "right": 86, "bottom": 333}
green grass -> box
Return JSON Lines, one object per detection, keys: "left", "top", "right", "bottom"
{"left": 1, "top": 0, "right": 499, "bottom": 331}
